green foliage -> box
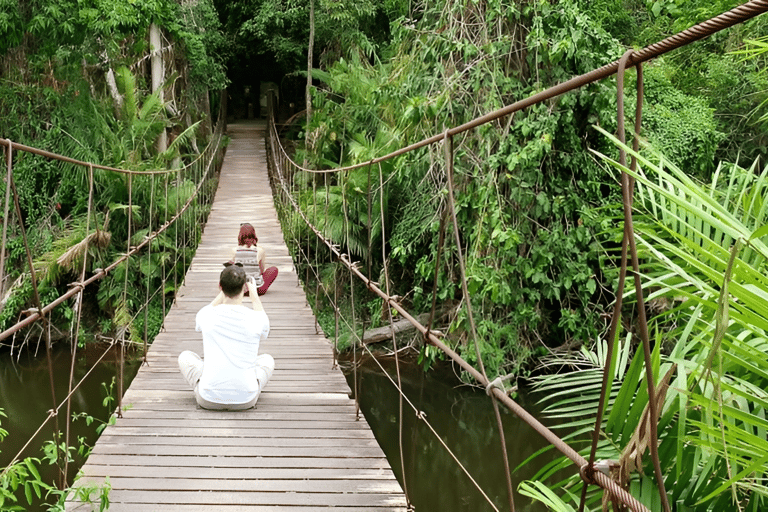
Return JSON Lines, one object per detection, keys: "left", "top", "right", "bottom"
{"left": 0, "top": 406, "right": 110, "bottom": 511}
{"left": 287, "top": 0, "right": 627, "bottom": 375}
{"left": 177, "top": 0, "right": 229, "bottom": 93}
{"left": 577, "top": 0, "right": 644, "bottom": 44}
{"left": 227, "top": 0, "right": 395, "bottom": 72}
{"left": 644, "top": 0, "right": 741, "bottom": 31}
{"left": 637, "top": 63, "right": 725, "bottom": 178}
{"left": 526, "top": 134, "right": 768, "bottom": 510}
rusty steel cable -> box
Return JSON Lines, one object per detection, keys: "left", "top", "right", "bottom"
{"left": 0, "top": 139, "right": 187, "bottom": 175}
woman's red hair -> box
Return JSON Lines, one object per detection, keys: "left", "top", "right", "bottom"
{"left": 238, "top": 223, "right": 258, "bottom": 246}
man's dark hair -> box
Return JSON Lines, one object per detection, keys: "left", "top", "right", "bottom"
{"left": 220, "top": 265, "right": 246, "bottom": 297}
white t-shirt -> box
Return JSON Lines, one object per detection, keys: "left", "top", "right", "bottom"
{"left": 195, "top": 304, "right": 270, "bottom": 405}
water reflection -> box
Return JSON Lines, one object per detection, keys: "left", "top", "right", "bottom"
{"left": 0, "top": 343, "right": 141, "bottom": 508}
{"left": 342, "top": 354, "right": 570, "bottom": 512}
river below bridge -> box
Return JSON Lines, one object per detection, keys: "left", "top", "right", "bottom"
{"left": 340, "top": 353, "right": 565, "bottom": 512}
{"left": 1, "top": 345, "right": 565, "bottom": 511}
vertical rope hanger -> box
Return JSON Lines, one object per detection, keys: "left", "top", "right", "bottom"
{"left": 117, "top": 173, "right": 133, "bottom": 419}
{"left": 443, "top": 131, "right": 515, "bottom": 511}
{"left": 339, "top": 169, "right": 361, "bottom": 420}
{"left": 161, "top": 175, "right": 169, "bottom": 323}
{"left": 173, "top": 171, "right": 179, "bottom": 301}
{"left": 8, "top": 169, "right": 64, "bottom": 487}
{"left": 377, "top": 161, "right": 412, "bottom": 510}
{"left": 426, "top": 207, "right": 448, "bottom": 339}
{"left": 579, "top": 49, "right": 645, "bottom": 512}
{"left": 63, "top": 163, "right": 95, "bottom": 486}
{"left": 312, "top": 172, "right": 321, "bottom": 337}
{"left": 579, "top": 49, "right": 671, "bottom": 512}
{"left": 1, "top": 141, "right": 13, "bottom": 292}
{"left": 615, "top": 51, "right": 671, "bottom": 512}
{"left": 143, "top": 173, "right": 155, "bottom": 362}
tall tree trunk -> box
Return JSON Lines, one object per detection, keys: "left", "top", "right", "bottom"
{"left": 304, "top": 0, "right": 314, "bottom": 165}
{"left": 105, "top": 65, "right": 123, "bottom": 115}
{"left": 150, "top": 22, "right": 167, "bottom": 154}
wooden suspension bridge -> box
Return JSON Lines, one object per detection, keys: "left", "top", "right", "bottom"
{"left": 66, "top": 121, "right": 407, "bottom": 511}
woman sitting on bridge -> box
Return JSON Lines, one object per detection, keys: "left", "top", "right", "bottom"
{"left": 228, "top": 222, "right": 278, "bottom": 295}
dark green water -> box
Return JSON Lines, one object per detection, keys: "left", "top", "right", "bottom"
{"left": 1, "top": 344, "right": 570, "bottom": 512}
{"left": 341, "top": 354, "right": 570, "bottom": 512}
{"left": 0, "top": 343, "right": 140, "bottom": 509}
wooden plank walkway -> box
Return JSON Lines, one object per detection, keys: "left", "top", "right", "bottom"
{"left": 68, "top": 122, "right": 407, "bottom": 511}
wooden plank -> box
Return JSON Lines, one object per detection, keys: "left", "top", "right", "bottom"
{"left": 75, "top": 477, "right": 404, "bottom": 493}
{"left": 82, "top": 454, "right": 395, "bottom": 469}
{"left": 71, "top": 507, "right": 403, "bottom": 512}
{"left": 74, "top": 490, "right": 407, "bottom": 507}
{"left": 66, "top": 122, "right": 405, "bottom": 512}
{"left": 76, "top": 466, "right": 398, "bottom": 480}
{"left": 94, "top": 435, "right": 381, "bottom": 447}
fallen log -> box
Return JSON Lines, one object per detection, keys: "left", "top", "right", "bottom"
{"left": 362, "top": 312, "right": 444, "bottom": 346}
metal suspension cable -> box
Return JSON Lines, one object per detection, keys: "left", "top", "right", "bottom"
{"left": 0, "top": 140, "right": 186, "bottom": 176}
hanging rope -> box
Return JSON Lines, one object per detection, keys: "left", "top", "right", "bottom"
{"left": 442, "top": 131, "right": 516, "bottom": 511}
{"left": 1, "top": 141, "right": 13, "bottom": 294}
{"left": 63, "top": 162, "right": 95, "bottom": 486}
{"left": 377, "top": 161, "right": 412, "bottom": 510}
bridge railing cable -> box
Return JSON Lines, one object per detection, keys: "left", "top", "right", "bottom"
{"left": 0, "top": 120, "right": 224, "bottom": 489}
{"left": 265, "top": 2, "right": 768, "bottom": 511}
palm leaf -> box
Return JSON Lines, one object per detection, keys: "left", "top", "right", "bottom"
{"left": 527, "top": 130, "right": 768, "bottom": 510}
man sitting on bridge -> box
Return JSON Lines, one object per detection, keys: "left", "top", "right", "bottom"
{"left": 177, "top": 265, "right": 275, "bottom": 410}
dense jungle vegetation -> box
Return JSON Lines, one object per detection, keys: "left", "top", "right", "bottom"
{"left": 2, "top": 0, "right": 768, "bottom": 510}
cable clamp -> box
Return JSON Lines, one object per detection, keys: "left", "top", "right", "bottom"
{"left": 579, "top": 463, "right": 597, "bottom": 485}
{"left": 485, "top": 374, "right": 517, "bottom": 397}
{"left": 486, "top": 377, "right": 505, "bottom": 396}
